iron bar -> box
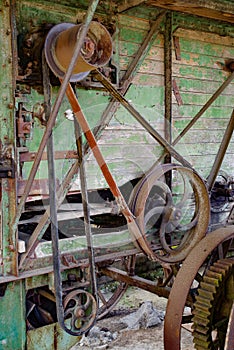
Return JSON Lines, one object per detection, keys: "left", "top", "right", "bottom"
{"left": 164, "top": 11, "right": 172, "bottom": 147}
{"left": 94, "top": 70, "right": 193, "bottom": 169}
{"left": 152, "top": 70, "right": 234, "bottom": 168}
{"left": 72, "top": 85, "right": 98, "bottom": 301}
{"left": 99, "top": 266, "right": 172, "bottom": 299}
{"left": 13, "top": 0, "right": 100, "bottom": 232}
{"left": 94, "top": 11, "right": 166, "bottom": 139}
{"left": 42, "top": 52, "right": 66, "bottom": 334}
{"left": 207, "top": 109, "right": 234, "bottom": 191}
{"left": 164, "top": 12, "right": 172, "bottom": 188}
{"left": 173, "top": 71, "right": 234, "bottom": 146}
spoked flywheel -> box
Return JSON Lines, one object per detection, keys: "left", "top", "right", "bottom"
{"left": 97, "top": 254, "right": 136, "bottom": 319}
{"left": 129, "top": 163, "right": 210, "bottom": 263}
{"left": 192, "top": 258, "right": 234, "bottom": 350}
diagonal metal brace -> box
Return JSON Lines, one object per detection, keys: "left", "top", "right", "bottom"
{"left": 65, "top": 83, "right": 156, "bottom": 261}
{"left": 94, "top": 70, "right": 193, "bottom": 170}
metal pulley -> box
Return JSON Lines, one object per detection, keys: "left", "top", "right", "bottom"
{"left": 45, "top": 21, "right": 113, "bottom": 82}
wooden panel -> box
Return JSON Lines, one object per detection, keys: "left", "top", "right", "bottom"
{"left": 146, "top": 0, "right": 234, "bottom": 24}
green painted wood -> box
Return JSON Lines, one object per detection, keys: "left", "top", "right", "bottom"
{"left": 27, "top": 323, "right": 80, "bottom": 350}
{"left": 0, "top": 281, "right": 26, "bottom": 349}
{"left": 0, "top": 0, "right": 18, "bottom": 275}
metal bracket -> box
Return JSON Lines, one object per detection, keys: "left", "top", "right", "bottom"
{"left": 173, "top": 36, "right": 181, "bottom": 61}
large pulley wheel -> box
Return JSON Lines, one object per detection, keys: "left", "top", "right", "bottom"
{"left": 63, "top": 289, "right": 97, "bottom": 334}
{"left": 192, "top": 258, "right": 234, "bottom": 350}
{"left": 129, "top": 163, "right": 210, "bottom": 263}
{"left": 97, "top": 255, "right": 136, "bottom": 319}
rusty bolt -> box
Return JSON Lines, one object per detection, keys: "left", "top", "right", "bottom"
{"left": 8, "top": 244, "right": 15, "bottom": 252}
{"left": 228, "top": 61, "right": 234, "bottom": 72}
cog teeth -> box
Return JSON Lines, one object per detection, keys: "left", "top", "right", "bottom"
{"left": 193, "top": 335, "right": 210, "bottom": 349}
{"left": 192, "top": 258, "right": 234, "bottom": 350}
{"left": 192, "top": 323, "right": 209, "bottom": 335}
{"left": 203, "top": 275, "right": 219, "bottom": 286}
{"left": 197, "top": 288, "right": 214, "bottom": 300}
{"left": 200, "top": 281, "right": 217, "bottom": 293}
{"left": 192, "top": 303, "right": 210, "bottom": 315}
{"left": 195, "top": 295, "right": 212, "bottom": 307}
{"left": 206, "top": 270, "right": 223, "bottom": 281}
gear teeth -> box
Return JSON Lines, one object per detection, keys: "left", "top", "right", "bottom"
{"left": 206, "top": 270, "right": 223, "bottom": 281}
{"left": 192, "top": 258, "right": 234, "bottom": 350}
{"left": 192, "top": 323, "right": 208, "bottom": 335}
{"left": 197, "top": 288, "right": 214, "bottom": 300}
{"left": 203, "top": 275, "right": 219, "bottom": 286}
{"left": 200, "top": 281, "right": 217, "bottom": 293}
{"left": 193, "top": 301, "right": 210, "bottom": 314}
{"left": 193, "top": 335, "right": 210, "bottom": 349}
{"left": 193, "top": 315, "right": 210, "bottom": 327}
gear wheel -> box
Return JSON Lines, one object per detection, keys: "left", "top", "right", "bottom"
{"left": 192, "top": 258, "right": 234, "bottom": 350}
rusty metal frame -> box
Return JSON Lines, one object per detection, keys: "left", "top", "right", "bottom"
{"left": 17, "top": 6, "right": 234, "bottom": 274}
{"left": 13, "top": 0, "right": 100, "bottom": 233}
{"left": 19, "top": 11, "right": 166, "bottom": 269}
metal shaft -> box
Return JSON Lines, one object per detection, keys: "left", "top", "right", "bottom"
{"left": 207, "top": 108, "right": 234, "bottom": 191}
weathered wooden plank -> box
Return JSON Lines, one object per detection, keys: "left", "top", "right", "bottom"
{"left": 174, "top": 28, "right": 234, "bottom": 47}
{"left": 176, "top": 153, "right": 234, "bottom": 178}
{"left": 172, "top": 105, "right": 233, "bottom": 119}
{"left": 173, "top": 117, "right": 233, "bottom": 131}
{"left": 119, "top": 13, "right": 151, "bottom": 30}
{"left": 174, "top": 78, "right": 234, "bottom": 95}
{"left": 172, "top": 130, "right": 233, "bottom": 144}
{"left": 147, "top": 0, "right": 234, "bottom": 24}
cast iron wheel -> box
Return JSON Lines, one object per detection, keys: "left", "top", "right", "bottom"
{"left": 97, "top": 254, "right": 136, "bottom": 319}
{"left": 192, "top": 258, "right": 234, "bottom": 350}
{"left": 63, "top": 289, "right": 97, "bottom": 334}
{"left": 129, "top": 163, "right": 210, "bottom": 263}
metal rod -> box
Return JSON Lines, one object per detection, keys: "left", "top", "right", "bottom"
{"left": 207, "top": 109, "right": 234, "bottom": 191}
{"left": 13, "top": 0, "right": 100, "bottom": 231}
{"left": 72, "top": 85, "right": 98, "bottom": 301}
{"left": 149, "top": 70, "right": 234, "bottom": 169}
{"left": 42, "top": 52, "right": 66, "bottom": 333}
{"left": 164, "top": 12, "right": 172, "bottom": 188}
{"left": 94, "top": 70, "right": 193, "bottom": 169}
{"left": 173, "top": 71, "right": 234, "bottom": 145}
{"left": 164, "top": 12, "right": 172, "bottom": 147}
{"left": 94, "top": 11, "right": 166, "bottom": 139}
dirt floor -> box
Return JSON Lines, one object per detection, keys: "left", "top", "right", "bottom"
{"left": 71, "top": 287, "right": 195, "bottom": 350}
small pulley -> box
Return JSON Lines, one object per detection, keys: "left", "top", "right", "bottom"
{"left": 63, "top": 290, "right": 97, "bottom": 335}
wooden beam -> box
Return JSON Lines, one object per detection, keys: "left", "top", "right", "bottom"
{"left": 146, "top": 0, "right": 234, "bottom": 23}
{"left": 118, "top": 0, "right": 146, "bottom": 13}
